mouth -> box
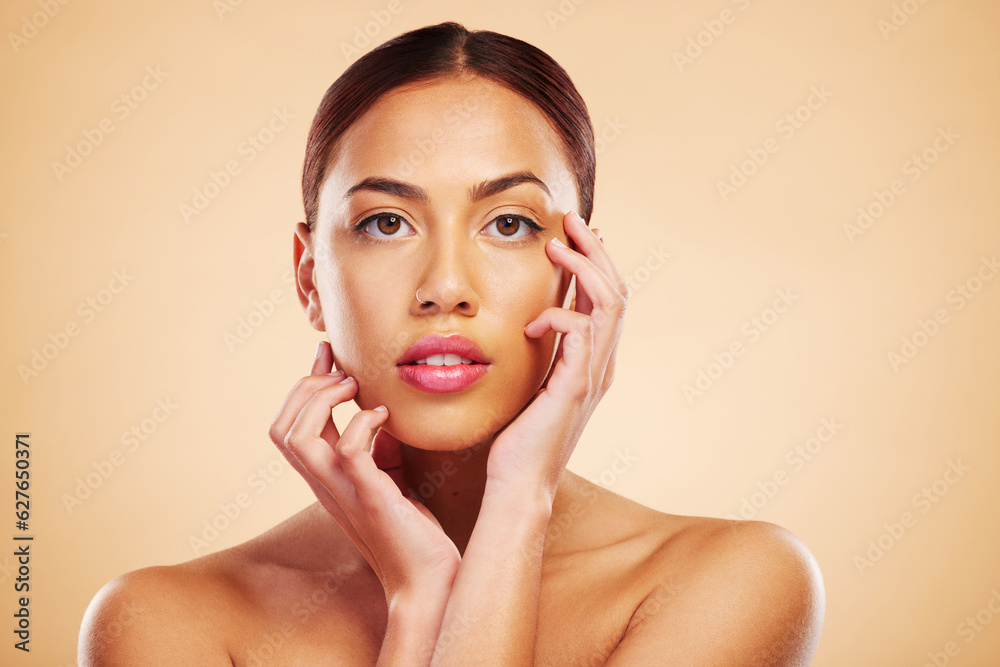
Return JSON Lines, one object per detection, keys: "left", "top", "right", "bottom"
{"left": 407, "top": 354, "right": 481, "bottom": 366}
{"left": 396, "top": 334, "right": 492, "bottom": 393}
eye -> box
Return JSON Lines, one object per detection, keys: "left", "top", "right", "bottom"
{"left": 484, "top": 214, "right": 544, "bottom": 241}
{"left": 354, "top": 212, "right": 414, "bottom": 239}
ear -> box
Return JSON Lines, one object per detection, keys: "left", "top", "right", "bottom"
{"left": 293, "top": 222, "right": 326, "bottom": 332}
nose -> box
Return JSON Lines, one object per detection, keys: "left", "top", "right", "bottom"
{"left": 411, "top": 229, "right": 480, "bottom": 316}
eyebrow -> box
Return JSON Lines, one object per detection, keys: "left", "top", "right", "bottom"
{"left": 469, "top": 171, "right": 551, "bottom": 202}
{"left": 343, "top": 171, "right": 551, "bottom": 203}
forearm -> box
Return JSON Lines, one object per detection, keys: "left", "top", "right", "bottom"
{"left": 430, "top": 482, "right": 553, "bottom": 665}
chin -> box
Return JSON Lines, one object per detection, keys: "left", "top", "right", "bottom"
{"left": 381, "top": 414, "right": 498, "bottom": 451}
{"left": 374, "top": 389, "right": 531, "bottom": 451}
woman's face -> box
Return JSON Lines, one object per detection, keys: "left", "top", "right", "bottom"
{"left": 296, "top": 75, "right": 581, "bottom": 451}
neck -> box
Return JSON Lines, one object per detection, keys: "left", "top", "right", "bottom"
{"left": 399, "top": 438, "right": 493, "bottom": 555}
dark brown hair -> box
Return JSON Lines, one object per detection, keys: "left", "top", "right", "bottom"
{"left": 301, "top": 21, "right": 596, "bottom": 231}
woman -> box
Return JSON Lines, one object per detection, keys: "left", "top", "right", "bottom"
{"left": 80, "top": 21, "right": 824, "bottom": 665}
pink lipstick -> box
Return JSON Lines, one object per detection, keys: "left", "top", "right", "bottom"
{"left": 396, "top": 334, "right": 491, "bottom": 393}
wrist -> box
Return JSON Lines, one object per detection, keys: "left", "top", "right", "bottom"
{"left": 380, "top": 588, "right": 450, "bottom": 667}
{"left": 484, "top": 472, "right": 559, "bottom": 513}
{"left": 479, "top": 480, "right": 554, "bottom": 547}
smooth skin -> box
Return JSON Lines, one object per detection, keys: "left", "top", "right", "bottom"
{"left": 79, "top": 76, "right": 824, "bottom": 665}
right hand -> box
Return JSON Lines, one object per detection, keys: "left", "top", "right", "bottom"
{"left": 268, "top": 341, "right": 461, "bottom": 603}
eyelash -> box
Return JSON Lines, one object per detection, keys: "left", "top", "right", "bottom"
{"left": 351, "top": 212, "right": 545, "bottom": 245}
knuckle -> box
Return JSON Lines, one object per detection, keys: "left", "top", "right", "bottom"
{"left": 336, "top": 436, "right": 359, "bottom": 459}
{"left": 267, "top": 421, "right": 283, "bottom": 446}
{"left": 283, "top": 431, "right": 306, "bottom": 457}
{"left": 612, "top": 288, "right": 628, "bottom": 312}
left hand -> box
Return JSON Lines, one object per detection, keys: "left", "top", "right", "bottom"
{"left": 485, "top": 210, "right": 629, "bottom": 497}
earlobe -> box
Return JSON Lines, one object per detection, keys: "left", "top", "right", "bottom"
{"left": 293, "top": 222, "right": 326, "bottom": 332}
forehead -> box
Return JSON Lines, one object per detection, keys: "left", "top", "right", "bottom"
{"left": 323, "top": 76, "right": 577, "bottom": 203}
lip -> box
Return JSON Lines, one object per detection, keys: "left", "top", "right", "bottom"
{"left": 396, "top": 334, "right": 491, "bottom": 366}
{"left": 396, "top": 334, "right": 492, "bottom": 394}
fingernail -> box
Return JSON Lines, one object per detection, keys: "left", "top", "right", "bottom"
{"left": 314, "top": 341, "right": 324, "bottom": 359}
{"left": 572, "top": 211, "right": 586, "bottom": 224}
{"left": 338, "top": 375, "right": 354, "bottom": 384}
{"left": 373, "top": 405, "right": 387, "bottom": 412}
{"left": 328, "top": 369, "right": 346, "bottom": 378}
{"left": 552, "top": 237, "right": 567, "bottom": 248}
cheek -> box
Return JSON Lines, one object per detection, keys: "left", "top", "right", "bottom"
{"left": 489, "top": 250, "right": 564, "bottom": 323}
{"left": 489, "top": 255, "right": 564, "bottom": 376}
{"left": 318, "top": 260, "right": 403, "bottom": 379}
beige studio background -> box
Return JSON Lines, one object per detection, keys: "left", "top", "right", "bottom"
{"left": 1, "top": 0, "right": 998, "bottom": 664}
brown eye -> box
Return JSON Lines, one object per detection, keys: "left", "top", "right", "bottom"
{"left": 495, "top": 215, "right": 520, "bottom": 236}
{"left": 356, "top": 212, "right": 413, "bottom": 239}
{"left": 376, "top": 214, "right": 401, "bottom": 235}
{"left": 485, "top": 214, "right": 543, "bottom": 241}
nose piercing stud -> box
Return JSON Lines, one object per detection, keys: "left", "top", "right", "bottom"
{"left": 416, "top": 288, "right": 430, "bottom": 305}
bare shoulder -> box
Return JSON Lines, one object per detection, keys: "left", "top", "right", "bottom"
{"left": 78, "top": 558, "right": 238, "bottom": 666}
{"left": 78, "top": 504, "right": 385, "bottom": 666}
{"left": 613, "top": 510, "right": 826, "bottom": 666}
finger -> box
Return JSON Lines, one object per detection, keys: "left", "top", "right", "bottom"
{"left": 563, "top": 212, "right": 626, "bottom": 299}
{"left": 543, "top": 249, "right": 622, "bottom": 378}
{"left": 311, "top": 340, "right": 331, "bottom": 375}
{"left": 332, "top": 407, "right": 400, "bottom": 508}
{"left": 524, "top": 307, "right": 595, "bottom": 395}
{"left": 299, "top": 407, "right": 434, "bottom": 569}
{"left": 549, "top": 222, "right": 625, "bottom": 319}
{"left": 271, "top": 403, "right": 376, "bottom": 568}
{"left": 284, "top": 376, "right": 358, "bottom": 455}
{"left": 372, "top": 428, "right": 408, "bottom": 494}
{"left": 272, "top": 348, "right": 377, "bottom": 546}
{"left": 284, "top": 396, "right": 360, "bottom": 506}
{"left": 268, "top": 346, "right": 344, "bottom": 447}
